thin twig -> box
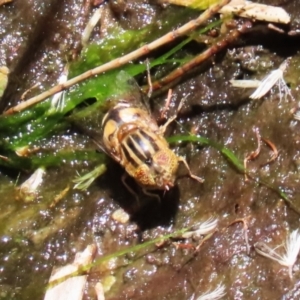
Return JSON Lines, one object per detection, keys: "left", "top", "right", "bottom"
{"left": 4, "top": 0, "right": 230, "bottom": 115}
{"left": 20, "top": 83, "right": 40, "bottom": 100}
{"left": 146, "top": 58, "right": 153, "bottom": 98}
{"left": 261, "top": 137, "right": 279, "bottom": 165}
{"left": 244, "top": 127, "right": 261, "bottom": 181}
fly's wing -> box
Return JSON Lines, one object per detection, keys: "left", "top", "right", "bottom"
{"left": 69, "top": 109, "right": 109, "bottom": 155}
{"left": 111, "top": 70, "right": 150, "bottom": 112}
{"left": 91, "top": 71, "right": 147, "bottom": 156}
{"left": 72, "top": 71, "right": 150, "bottom": 157}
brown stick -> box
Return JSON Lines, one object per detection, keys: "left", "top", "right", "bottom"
{"left": 4, "top": 0, "right": 230, "bottom": 115}
{"left": 244, "top": 127, "right": 261, "bottom": 181}
{"left": 143, "top": 20, "right": 252, "bottom": 93}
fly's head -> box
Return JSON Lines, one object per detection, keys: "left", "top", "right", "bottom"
{"left": 133, "top": 146, "right": 179, "bottom": 191}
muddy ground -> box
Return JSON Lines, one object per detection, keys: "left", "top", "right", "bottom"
{"left": 1, "top": 0, "right": 300, "bottom": 299}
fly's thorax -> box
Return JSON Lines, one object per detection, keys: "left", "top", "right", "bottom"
{"left": 102, "top": 102, "right": 156, "bottom": 128}
{"left": 101, "top": 103, "right": 158, "bottom": 157}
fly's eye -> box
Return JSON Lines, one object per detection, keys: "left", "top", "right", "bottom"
{"left": 145, "top": 157, "right": 152, "bottom": 166}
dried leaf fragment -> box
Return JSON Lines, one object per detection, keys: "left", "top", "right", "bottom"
{"left": 95, "top": 282, "right": 105, "bottom": 300}
{"left": 250, "top": 60, "right": 291, "bottom": 100}
{"left": 18, "top": 168, "right": 45, "bottom": 202}
{"left": 231, "top": 60, "right": 293, "bottom": 101}
{"left": 220, "top": 0, "right": 290, "bottom": 24}
{"left": 44, "top": 245, "right": 96, "bottom": 300}
{"left": 112, "top": 208, "right": 130, "bottom": 224}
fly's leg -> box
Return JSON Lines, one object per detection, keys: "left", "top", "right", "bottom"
{"left": 160, "top": 89, "right": 173, "bottom": 121}
{"left": 122, "top": 173, "right": 161, "bottom": 202}
{"left": 121, "top": 173, "right": 139, "bottom": 204}
{"left": 142, "top": 188, "right": 161, "bottom": 202}
{"left": 178, "top": 156, "right": 204, "bottom": 183}
{"left": 159, "top": 91, "right": 187, "bottom": 135}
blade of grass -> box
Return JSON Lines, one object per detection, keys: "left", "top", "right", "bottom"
{"left": 46, "top": 226, "right": 190, "bottom": 289}
{"left": 168, "top": 134, "right": 300, "bottom": 215}
{"left": 168, "top": 134, "right": 245, "bottom": 171}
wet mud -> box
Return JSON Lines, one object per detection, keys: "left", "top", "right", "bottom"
{"left": 1, "top": 0, "right": 300, "bottom": 299}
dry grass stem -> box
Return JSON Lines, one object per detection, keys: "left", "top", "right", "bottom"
{"left": 230, "top": 79, "right": 260, "bottom": 88}
{"left": 81, "top": 6, "right": 104, "bottom": 46}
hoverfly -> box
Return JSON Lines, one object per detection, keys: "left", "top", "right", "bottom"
{"left": 100, "top": 71, "right": 203, "bottom": 197}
